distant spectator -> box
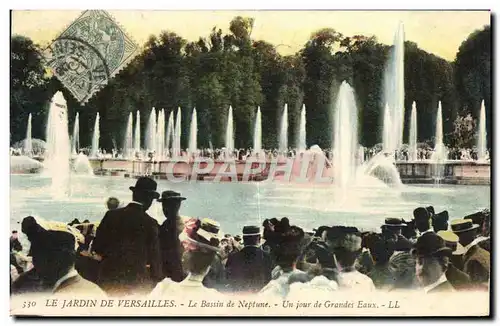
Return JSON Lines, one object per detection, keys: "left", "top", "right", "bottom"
{"left": 106, "top": 197, "right": 120, "bottom": 210}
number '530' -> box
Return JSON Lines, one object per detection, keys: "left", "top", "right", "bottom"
{"left": 23, "top": 301, "right": 36, "bottom": 308}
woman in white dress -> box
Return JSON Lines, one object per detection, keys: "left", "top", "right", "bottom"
{"left": 151, "top": 218, "right": 224, "bottom": 298}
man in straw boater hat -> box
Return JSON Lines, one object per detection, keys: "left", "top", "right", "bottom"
{"left": 151, "top": 217, "right": 224, "bottom": 297}
{"left": 412, "top": 232, "right": 455, "bottom": 293}
{"left": 436, "top": 231, "right": 471, "bottom": 290}
{"left": 225, "top": 225, "right": 273, "bottom": 293}
{"left": 92, "top": 177, "right": 163, "bottom": 296}
{"left": 157, "top": 190, "right": 187, "bottom": 283}
{"left": 450, "top": 218, "right": 490, "bottom": 287}
{"left": 12, "top": 216, "right": 104, "bottom": 296}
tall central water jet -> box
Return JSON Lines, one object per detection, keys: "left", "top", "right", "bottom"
{"left": 24, "top": 113, "right": 33, "bottom": 156}
{"left": 134, "top": 110, "right": 141, "bottom": 155}
{"left": 188, "top": 108, "right": 198, "bottom": 156}
{"left": 173, "top": 107, "right": 182, "bottom": 157}
{"left": 253, "top": 106, "right": 262, "bottom": 155}
{"left": 90, "top": 113, "right": 100, "bottom": 158}
{"left": 477, "top": 100, "right": 487, "bottom": 161}
{"left": 225, "top": 106, "right": 234, "bottom": 157}
{"left": 45, "top": 91, "right": 71, "bottom": 198}
{"left": 409, "top": 101, "right": 418, "bottom": 161}
{"left": 146, "top": 108, "right": 157, "bottom": 153}
{"left": 297, "top": 104, "right": 306, "bottom": 152}
{"left": 72, "top": 112, "right": 79, "bottom": 156}
{"left": 279, "top": 103, "right": 288, "bottom": 153}
{"left": 383, "top": 21, "right": 405, "bottom": 152}
{"left": 166, "top": 111, "right": 174, "bottom": 157}
{"left": 333, "top": 81, "right": 359, "bottom": 189}
{"left": 123, "top": 112, "right": 133, "bottom": 158}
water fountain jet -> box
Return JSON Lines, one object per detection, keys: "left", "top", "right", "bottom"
{"left": 297, "top": 104, "right": 307, "bottom": 152}
{"left": 134, "top": 110, "right": 141, "bottom": 156}
{"left": 24, "top": 113, "right": 33, "bottom": 157}
{"left": 383, "top": 21, "right": 405, "bottom": 152}
{"left": 71, "top": 112, "right": 79, "bottom": 157}
{"left": 409, "top": 101, "right": 418, "bottom": 161}
{"left": 188, "top": 108, "right": 198, "bottom": 156}
{"left": 44, "top": 91, "right": 71, "bottom": 198}
{"left": 146, "top": 108, "right": 157, "bottom": 154}
{"left": 253, "top": 107, "right": 262, "bottom": 158}
{"left": 333, "top": 81, "right": 359, "bottom": 189}
{"left": 225, "top": 106, "right": 234, "bottom": 158}
{"left": 156, "top": 109, "right": 165, "bottom": 160}
{"left": 279, "top": 104, "right": 288, "bottom": 154}
{"left": 431, "top": 101, "right": 447, "bottom": 183}
{"left": 477, "top": 100, "right": 487, "bottom": 162}
{"left": 166, "top": 111, "right": 174, "bottom": 158}
{"left": 90, "top": 113, "right": 100, "bottom": 158}
{"left": 123, "top": 112, "right": 133, "bottom": 159}
{"left": 173, "top": 107, "right": 182, "bottom": 158}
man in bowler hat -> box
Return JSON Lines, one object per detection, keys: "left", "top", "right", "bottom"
{"left": 451, "top": 219, "right": 490, "bottom": 286}
{"left": 382, "top": 218, "right": 413, "bottom": 252}
{"left": 413, "top": 232, "right": 454, "bottom": 293}
{"left": 225, "top": 225, "right": 273, "bottom": 293}
{"left": 158, "top": 190, "right": 186, "bottom": 282}
{"left": 92, "top": 177, "right": 163, "bottom": 296}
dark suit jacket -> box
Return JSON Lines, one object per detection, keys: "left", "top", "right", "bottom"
{"left": 446, "top": 264, "right": 471, "bottom": 290}
{"left": 92, "top": 203, "right": 163, "bottom": 293}
{"left": 158, "top": 216, "right": 184, "bottom": 282}
{"left": 225, "top": 246, "right": 273, "bottom": 293}
{"left": 463, "top": 244, "right": 490, "bottom": 284}
{"left": 428, "top": 280, "right": 455, "bottom": 293}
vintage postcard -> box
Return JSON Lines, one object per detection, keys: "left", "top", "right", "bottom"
{"left": 10, "top": 10, "right": 491, "bottom": 317}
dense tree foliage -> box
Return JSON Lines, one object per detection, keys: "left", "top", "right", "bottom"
{"left": 10, "top": 35, "right": 50, "bottom": 141}
{"left": 454, "top": 25, "right": 491, "bottom": 148}
{"left": 10, "top": 20, "right": 491, "bottom": 151}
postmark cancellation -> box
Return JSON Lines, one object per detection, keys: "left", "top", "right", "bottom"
{"left": 44, "top": 10, "right": 139, "bottom": 104}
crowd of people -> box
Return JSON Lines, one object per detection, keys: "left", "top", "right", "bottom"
{"left": 10, "top": 176, "right": 491, "bottom": 299}
{"left": 11, "top": 143, "right": 490, "bottom": 165}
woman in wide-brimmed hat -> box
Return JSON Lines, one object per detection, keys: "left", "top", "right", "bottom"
{"left": 151, "top": 218, "right": 224, "bottom": 297}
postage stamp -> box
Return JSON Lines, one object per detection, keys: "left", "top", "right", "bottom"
{"left": 10, "top": 10, "right": 491, "bottom": 318}
{"left": 43, "top": 10, "right": 139, "bottom": 104}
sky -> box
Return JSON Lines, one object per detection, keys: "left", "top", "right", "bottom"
{"left": 11, "top": 10, "right": 490, "bottom": 61}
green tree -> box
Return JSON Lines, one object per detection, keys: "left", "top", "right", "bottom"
{"left": 301, "top": 28, "right": 344, "bottom": 148}
{"left": 454, "top": 25, "right": 491, "bottom": 148}
{"left": 10, "top": 35, "right": 50, "bottom": 143}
